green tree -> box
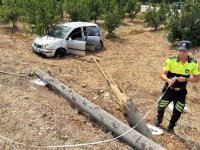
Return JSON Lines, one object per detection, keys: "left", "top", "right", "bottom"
{"left": 158, "top": 3, "right": 170, "bottom": 26}
{"left": 65, "top": 0, "right": 90, "bottom": 22}
{"left": 167, "top": 1, "right": 200, "bottom": 45}
{"left": 180, "top": 2, "right": 200, "bottom": 45}
{"left": 101, "top": 0, "right": 112, "bottom": 13}
{"left": 144, "top": 7, "right": 161, "bottom": 30}
{"left": 0, "top": 0, "right": 24, "bottom": 27}
{"left": 125, "top": 0, "right": 141, "bottom": 22}
{"left": 22, "top": 0, "right": 63, "bottom": 35}
{"left": 149, "top": 0, "right": 163, "bottom": 4}
{"left": 167, "top": 4, "right": 181, "bottom": 43}
{"left": 88, "top": 0, "right": 103, "bottom": 23}
{"left": 102, "top": 0, "right": 123, "bottom": 36}
{"left": 116, "top": 0, "right": 127, "bottom": 22}
{"left": 144, "top": 2, "right": 171, "bottom": 30}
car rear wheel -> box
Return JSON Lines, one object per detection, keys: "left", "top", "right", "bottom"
{"left": 95, "top": 41, "right": 103, "bottom": 51}
{"left": 55, "top": 49, "right": 66, "bottom": 58}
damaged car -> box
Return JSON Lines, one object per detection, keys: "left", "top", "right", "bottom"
{"left": 32, "top": 22, "right": 104, "bottom": 58}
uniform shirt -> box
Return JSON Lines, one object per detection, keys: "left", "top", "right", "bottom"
{"left": 163, "top": 55, "right": 200, "bottom": 88}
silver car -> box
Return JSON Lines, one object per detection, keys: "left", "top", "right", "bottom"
{"left": 32, "top": 22, "right": 104, "bottom": 58}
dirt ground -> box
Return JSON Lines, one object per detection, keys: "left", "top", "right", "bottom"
{"left": 0, "top": 20, "right": 200, "bottom": 150}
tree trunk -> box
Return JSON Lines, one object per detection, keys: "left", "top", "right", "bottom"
{"left": 34, "top": 68, "right": 166, "bottom": 150}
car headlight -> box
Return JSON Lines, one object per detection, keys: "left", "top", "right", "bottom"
{"left": 44, "top": 44, "right": 49, "bottom": 49}
{"left": 41, "top": 44, "right": 50, "bottom": 49}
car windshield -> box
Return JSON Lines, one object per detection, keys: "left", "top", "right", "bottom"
{"left": 47, "top": 26, "right": 71, "bottom": 39}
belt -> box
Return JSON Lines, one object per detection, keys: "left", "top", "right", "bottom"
{"left": 169, "top": 87, "right": 186, "bottom": 91}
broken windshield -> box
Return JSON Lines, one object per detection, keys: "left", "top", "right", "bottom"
{"left": 47, "top": 26, "right": 72, "bottom": 39}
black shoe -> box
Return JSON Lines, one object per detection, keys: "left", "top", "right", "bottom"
{"left": 153, "top": 119, "right": 162, "bottom": 127}
{"left": 166, "top": 128, "right": 174, "bottom": 134}
{"left": 166, "top": 124, "right": 174, "bottom": 134}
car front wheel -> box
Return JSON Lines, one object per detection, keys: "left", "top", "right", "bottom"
{"left": 95, "top": 41, "right": 103, "bottom": 51}
{"left": 54, "top": 48, "right": 66, "bottom": 58}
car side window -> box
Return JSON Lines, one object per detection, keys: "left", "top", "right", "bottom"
{"left": 84, "top": 26, "right": 100, "bottom": 36}
{"left": 68, "top": 27, "right": 82, "bottom": 40}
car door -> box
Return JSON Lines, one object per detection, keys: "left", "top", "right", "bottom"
{"left": 84, "top": 26, "right": 101, "bottom": 51}
{"left": 67, "top": 27, "right": 86, "bottom": 56}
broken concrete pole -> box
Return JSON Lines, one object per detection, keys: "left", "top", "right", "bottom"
{"left": 109, "top": 84, "right": 154, "bottom": 140}
{"left": 35, "top": 68, "right": 166, "bottom": 150}
{"left": 92, "top": 57, "right": 153, "bottom": 140}
{"left": 124, "top": 99, "right": 154, "bottom": 140}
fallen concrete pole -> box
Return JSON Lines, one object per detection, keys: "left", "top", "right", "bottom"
{"left": 35, "top": 68, "right": 165, "bottom": 150}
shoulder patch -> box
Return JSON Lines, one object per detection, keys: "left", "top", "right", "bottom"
{"left": 189, "top": 57, "right": 197, "bottom": 63}
{"left": 192, "top": 58, "right": 197, "bottom": 63}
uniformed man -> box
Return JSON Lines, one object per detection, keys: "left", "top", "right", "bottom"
{"left": 154, "top": 40, "right": 200, "bottom": 133}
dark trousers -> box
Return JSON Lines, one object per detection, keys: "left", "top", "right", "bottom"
{"left": 157, "top": 86, "right": 187, "bottom": 127}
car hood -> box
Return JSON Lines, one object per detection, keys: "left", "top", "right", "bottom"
{"left": 34, "top": 35, "right": 62, "bottom": 45}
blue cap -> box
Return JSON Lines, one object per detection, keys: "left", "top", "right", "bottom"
{"left": 178, "top": 40, "right": 192, "bottom": 51}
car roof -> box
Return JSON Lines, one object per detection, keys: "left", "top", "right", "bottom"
{"left": 62, "top": 22, "right": 98, "bottom": 29}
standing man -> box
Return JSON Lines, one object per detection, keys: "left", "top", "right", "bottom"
{"left": 154, "top": 40, "right": 200, "bottom": 133}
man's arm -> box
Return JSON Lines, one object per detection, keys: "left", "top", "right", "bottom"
{"left": 171, "top": 74, "right": 200, "bottom": 83}
{"left": 160, "top": 70, "right": 176, "bottom": 86}
{"left": 184, "top": 62, "right": 200, "bottom": 83}
{"left": 184, "top": 74, "right": 199, "bottom": 83}
{"left": 160, "top": 70, "right": 170, "bottom": 82}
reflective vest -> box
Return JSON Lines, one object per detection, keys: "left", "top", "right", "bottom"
{"left": 163, "top": 55, "right": 200, "bottom": 88}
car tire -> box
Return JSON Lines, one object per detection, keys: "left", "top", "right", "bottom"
{"left": 95, "top": 41, "right": 103, "bottom": 51}
{"left": 55, "top": 49, "right": 66, "bottom": 58}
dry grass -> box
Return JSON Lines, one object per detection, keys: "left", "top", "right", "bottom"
{"left": 0, "top": 19, "right": 200, "bottom": 150}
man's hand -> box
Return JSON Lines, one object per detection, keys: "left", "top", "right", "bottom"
{"left": 176, "top": 76, "right": 187, "bottom": 82}
{"left": 160, "top": 70, "right": 177, "bottom": 86}
{"left": 168, "top": 77, "right": 176, "bottom": 87}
